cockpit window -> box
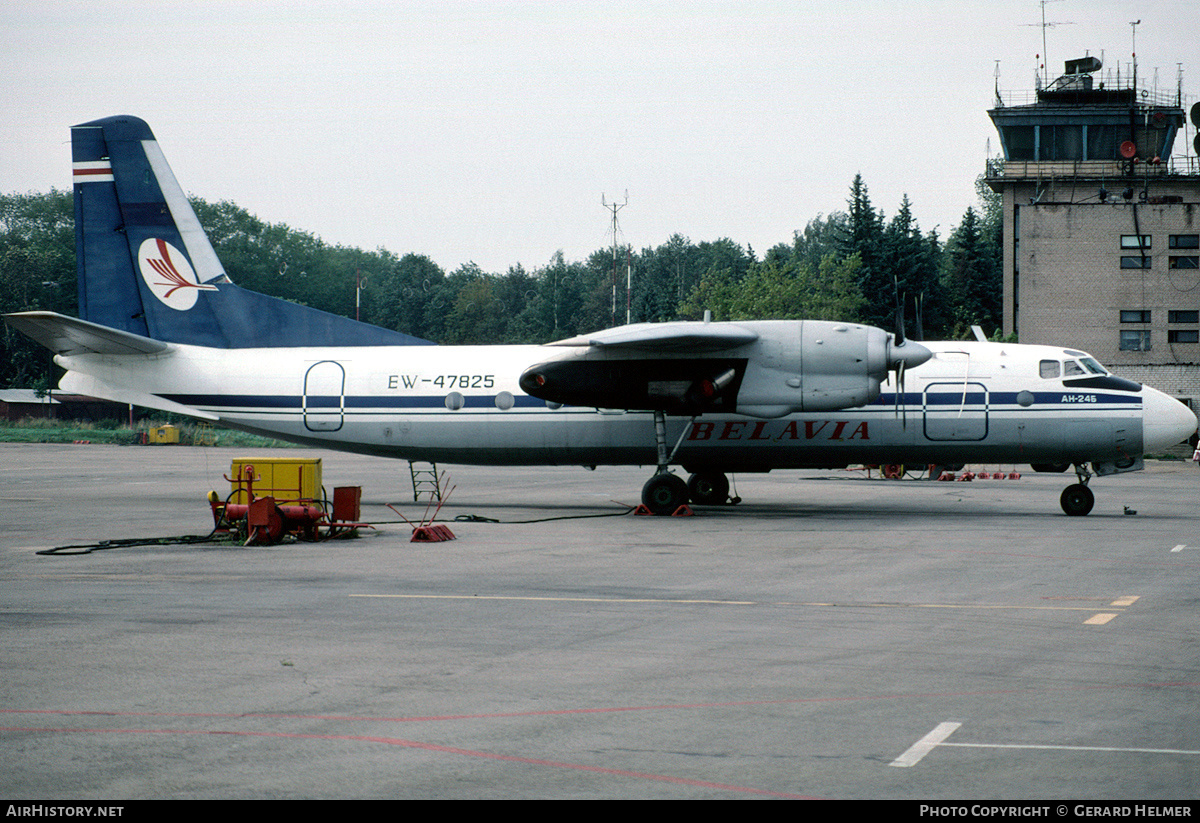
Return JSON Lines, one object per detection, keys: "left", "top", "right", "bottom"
{"left": 1039, "top": 360, "right": 1061, "bottom": 379}
{"left": 1063, "top": 360, "right": 1086, "bottom": 376}
{"left": 1080, "top": 357, "right": 1107, "bottom": 375}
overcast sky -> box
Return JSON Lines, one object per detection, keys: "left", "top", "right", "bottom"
{"left": 3, "top": 1, "right": 1197, "bottom": 274}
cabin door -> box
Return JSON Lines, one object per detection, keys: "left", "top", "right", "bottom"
{"left": 303, "top": 360, "right": 346, "bottom": 432}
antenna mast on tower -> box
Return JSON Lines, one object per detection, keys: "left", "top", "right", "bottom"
{"left": 602, "top": 191, "right": 628, "bottom": 327}
{"left": 1024, "top": 0, "right": 1072, "bottom": 88}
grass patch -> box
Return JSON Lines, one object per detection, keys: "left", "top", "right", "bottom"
{"left": 0, "top": 417, "right": 296, "bottom": 448}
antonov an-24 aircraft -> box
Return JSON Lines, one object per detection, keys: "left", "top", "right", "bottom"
{"left": 6, "top": 116, "right": 1197, "bottom": 516}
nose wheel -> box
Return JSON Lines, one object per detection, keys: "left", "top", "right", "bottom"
{"left": 1060, "top": 463, "right": 1095, "bottom": 516}
{"left": 1059, "top": 483, "right": 1095, "bottom": 516}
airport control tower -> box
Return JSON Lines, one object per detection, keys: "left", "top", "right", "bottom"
{"left": 985, "top": 54, "right": 1200, "bottom": 428}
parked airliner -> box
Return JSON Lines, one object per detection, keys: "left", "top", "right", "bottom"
{"left": 6, "top": 116, "right": 1196, "bottom": 515}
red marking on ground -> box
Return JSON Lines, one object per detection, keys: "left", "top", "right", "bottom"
{"left": 0, "top": 725, "right": 817, "bottom": 799}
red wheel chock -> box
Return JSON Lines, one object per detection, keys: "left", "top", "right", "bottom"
{"left": 411, "top": 524, "right": 456, "bottom": 542}
{"left": 634, "top": 504, "right": 694, "bottom": 517}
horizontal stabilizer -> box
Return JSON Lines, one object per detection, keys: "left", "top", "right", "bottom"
{"left": 5, "top": 311, "right": 172, "bottom": 356}
{"left": 549, "top": 321, "right": 759, "bottom": 352}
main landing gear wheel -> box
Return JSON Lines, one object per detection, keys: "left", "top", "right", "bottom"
{"left": 642, "top": 473, "right": 688, "bottom": 515}
{"left": 1060, "top": 483, "right": 1095, "bottom": 516}
{"left": 687, "top": 471, "right": 729, "bottom": 506}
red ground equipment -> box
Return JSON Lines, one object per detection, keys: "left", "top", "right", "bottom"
{"left": 210, "top": 462, "right": 368, "bottom": 545}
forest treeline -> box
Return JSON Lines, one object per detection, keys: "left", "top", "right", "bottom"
{"left": 0, "top": 174, "right": 1001, "bottom": 389}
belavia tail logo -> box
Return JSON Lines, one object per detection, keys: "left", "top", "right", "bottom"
{"left": 137, "top": 238, "right": 218, "bottom": 310}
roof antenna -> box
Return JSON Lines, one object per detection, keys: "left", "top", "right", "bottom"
{"left": 1130, "top": 19, "right": 1140, "bottom": 92}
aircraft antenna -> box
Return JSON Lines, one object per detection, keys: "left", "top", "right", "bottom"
{"left": 602, "top": 191, "right": 628, "bottom": 327}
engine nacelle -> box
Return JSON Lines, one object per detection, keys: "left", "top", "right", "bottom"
{"left": 735, "top": 321, "right": 927, "bottom": 418}
{"left": 734, "top": 321, "right": 883, "bottom": 417}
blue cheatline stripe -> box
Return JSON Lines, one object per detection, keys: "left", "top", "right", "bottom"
{"left": 160, "top": 393, "right": 548, "bottom": 410}
{"left": 875, "top": 392, "right": 1141, "bottom": 406}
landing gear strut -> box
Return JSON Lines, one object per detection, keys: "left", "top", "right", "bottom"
{"left": 640, "top": 410, "right": 693, "bottom": 515}
{"left": 1060, "top": 463, "right": 1095, "bottom": 516}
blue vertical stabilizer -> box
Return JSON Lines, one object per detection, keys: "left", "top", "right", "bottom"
{"left": 71, "top": 115, "right": 433, "bottom": 348}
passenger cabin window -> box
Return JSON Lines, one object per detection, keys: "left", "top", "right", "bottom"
{"left": 1039, "top": 360, "right": 1060, "bottom": 379}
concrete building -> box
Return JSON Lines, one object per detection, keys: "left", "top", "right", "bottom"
{"left": 986, "top": 56, "right": 1200, "bottom": 436}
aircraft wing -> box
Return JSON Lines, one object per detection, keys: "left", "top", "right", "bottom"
{"left": 548, "top": 321, "right": 759, "bottom": 351}
{"left": 4, "top": 311, "right": 173, "bottom": 356}
{"left": 523, "top": 318, "right": 931, "bottom": 417}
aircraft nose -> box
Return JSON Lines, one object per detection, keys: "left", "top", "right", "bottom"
{"left": 1142, "top": 386, "right": 1198, "bottom": 453}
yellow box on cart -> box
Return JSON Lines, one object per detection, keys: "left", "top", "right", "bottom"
{"left": 228, "top": 457, "right": 322, "bottom": 505}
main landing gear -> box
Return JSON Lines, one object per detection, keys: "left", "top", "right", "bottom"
{"left": 1059, "top": 463, "right": 1095, "bottom": 516}
{"left": 641, "top": 470, "right": 733, "bottom": 514}
{"left": 640, "top": 411, "right": 734, "bottom": 514}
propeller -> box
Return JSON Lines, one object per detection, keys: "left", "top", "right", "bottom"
{"left": 892, "top": 278, "right": 907, "bottom": 429}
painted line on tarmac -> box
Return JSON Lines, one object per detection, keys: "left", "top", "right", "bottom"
{"left": 352, "top": 593, "right": 1123, "bottom": 615}
{"left": 1171, "top": 544, "right": 1189, "bottom": 552}
{"left": 941, "top": 741, "right": 1200, "bottom": 756}
{"left": 890, "top": 722, "right": 1200, "bottom": 767}
{"left": 890, "top": 721, "right": 962, "bottom": 767}
{"left": 1085, "top": 595, "right": 1139, "bottom": 625}
{"left": 352, "top": 593, "right": 756, "bottom": 605}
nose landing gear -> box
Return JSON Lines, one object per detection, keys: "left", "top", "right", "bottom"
{"left": 1060, "top": 464, "right": 1095, "bottom": 516}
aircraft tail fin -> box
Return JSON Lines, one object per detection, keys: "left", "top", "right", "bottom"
{"left": 71, "top": 115, "right": 432, "bottom": 348}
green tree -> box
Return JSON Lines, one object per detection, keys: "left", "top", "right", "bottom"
{"left": 943, "top": 206, "right": 1001, "bottom": 336}
{"left": 0, "top": 190, "right": 76, "bottom": 389}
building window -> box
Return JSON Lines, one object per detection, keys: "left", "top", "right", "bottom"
{"left": 1169, "top": 256, "right": 1199, "bottom": 270}
{"left": 1121, "top": 256, "right": 1152, "bottom": 269}
{"left": 1168, "top": 330, "right": 1199, "bottom": 344}
{"left": 1120, "top": 310, "right": 1151, "bottom": 323}
{"left": 1169, "top": 310, "right": 1199, "bottom": 324}
{"left": 1121, "top": 235, "right": 1152, "bottom": 250}
{"left": 1169, "top": 235, "right": 1199, "bottom": 249}
{"left": 1120, "top": 330, "right": 1152, "bottom": 351}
